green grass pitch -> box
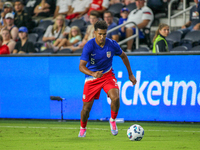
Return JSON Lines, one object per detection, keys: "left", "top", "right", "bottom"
{"left": 0, "top": 120, "right": 200, "bottom": 150}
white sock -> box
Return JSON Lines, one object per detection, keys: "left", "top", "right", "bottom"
{"left": 110, "top": 118, "right": 116, "bottom": 122}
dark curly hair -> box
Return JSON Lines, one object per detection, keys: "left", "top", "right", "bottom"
{"left": 94, "top": 21, "right": 108, "bottom": 31}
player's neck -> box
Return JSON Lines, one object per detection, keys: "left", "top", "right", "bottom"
{"left": 95, "top": 39, "right": 105, "bottom": 48}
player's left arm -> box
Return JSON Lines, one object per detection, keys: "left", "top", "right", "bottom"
{"left": 119, "top": 51, "right": 137, "bottom": 85}
{"left": 79, "top": 60, "right": 103, "bottom": 78}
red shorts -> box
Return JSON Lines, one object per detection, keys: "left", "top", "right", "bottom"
{"left": 66, "top": 13, "right": 79, "bottom": 20}
{"left": 82, "top": 70, "right": 119, "bottom": 102}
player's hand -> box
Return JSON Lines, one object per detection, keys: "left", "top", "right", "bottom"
{"left": 129, "top": 74, "right": 137, "bottom": 85}
{"left": 93, "top": 71, "right": 103, "bottom": 78}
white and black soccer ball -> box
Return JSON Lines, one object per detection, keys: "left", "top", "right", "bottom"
{"left": 127, "top": 124, "right": 144, "bottom": 141}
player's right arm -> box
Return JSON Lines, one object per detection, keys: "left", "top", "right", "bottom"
{"left": 79, "top": 60, "right": 103, "bottom": 78}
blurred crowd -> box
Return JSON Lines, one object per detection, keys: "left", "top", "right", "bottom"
{"left": 0, "top": 0, "right": 198, "bottom": 54}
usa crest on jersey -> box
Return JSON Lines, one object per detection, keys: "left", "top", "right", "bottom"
{"left": 107, "top": 51, "right": 111, "bottom": 58}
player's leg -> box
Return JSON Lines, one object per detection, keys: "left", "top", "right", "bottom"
{"left": 81, "top": 99, "right": 94, "bottom": 123}
{"left": 107, "top": 88, "right": 120, "bottom": 136}
{"left": 78, "top": 99, "right": 94, "bottom": 137}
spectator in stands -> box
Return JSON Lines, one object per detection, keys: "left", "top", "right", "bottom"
{"left": 109, "top": 0, "right": 136, "bottom": 5}
{"left": 152, "top": 23, "right": 169, "bottom": 53}
{"left": 103, "top": 10, "right": 119, "bottom": 41}
{"left": 0, "top": 2, "right": 13, "bottom": 27}
{"left": 14, "top": 0, "right": 33, "bottom": 33}
{"left": 0, "top": 34, "right": 10, "bottom": 54}
{"left": 65, "top": 0, "right": 91, "bottom": 20}
{"left": 87, "top": 0, "right": 109, "bottom": 20}
{"left": 42, "top": 15, "right": 70, "bottom": 50}
{"left": 13, "top": 26, "right": 36, "bottom": 54}
{"left": 124, "top": 0, "right": 136, "bottom": 6}
{"left": 125, "top": 0, "right": 154, "bottom": 52}
{"left": 50, "top": 26, "right": 82, "bottom": 52}
{"left": 109, "top": 0, "right": 121, "bottom": 5}
{"left": 2, "top": 28, "right": 16, "bottom": 53}
{"left": 67, "top": 10, "right": 100, "bottom": 52}
{"left": 25, "top": 0, "right": 37, "bottom": 16}
{"left": 0, "top": 1, "right": 3, "bottom": 12}
{"left": 53, "top": 0, "right": 72, "bottom": 19}
{"left": 147, "top": 0, "right": 168, "bottom": 16}
{"left": 118, "top": 7, "right": 129, "bottom": 40}
{"left": 179, "top": 0, "right": 200, "bottom": 36}
{"left": 33, "top": 0, "right": 55, "bottom": 20}
{"left": 3, "top": 13, "right": 18, "bottom": 41}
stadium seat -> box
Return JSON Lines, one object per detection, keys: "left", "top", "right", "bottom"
{"left": 65, "top": 19, "right": 70, "bottom": 26}
{"left": 181, "top": 30, "right": 200, "bottom": 49}
{"left": 38, "top": 20, "right": 53, "bottom": 29}
{"left": 170, "top": 46, "right": 188, "bottom": 52}
{"left": 56, "top": 48, "right": 72, "bottom": 54}
{"left": 34, "top": 42, "right": 44, "bottom": 52}
{"left": 126, "top": 2, "right": 136, "bottom": 12}
{"left": 113, "top": 17, "right": 119, "bottom": 24}
{"left": 108, "top": 3, "right": 124, "bottom": 18}
{"left": 28, "top": 33, "right": 38, "bottom": 44}
{"left": 32, "top": 27, "right": 46, "bottom": 38}
{"left": 37, "top": 35, "right": 44, "bottom": 43}
{"left": 141, "top": 28, "right": 152, "bottom": 48}
{"left": 40, "top": 48, "right": 54, "bottom": 53}
{"left": 166, "top": 31, "right": 183, "bottom": 51}
{"left": 73, "top": 48, "right": 83, "bottom": 53}
{"left": 133, "top": 47, "right": 150, "bottom": 52}
{"left": 70, "top": 19, "right": 87, "bottom": 32}
{"left": 189, "top": 45, "right": 200, "bottom": 51}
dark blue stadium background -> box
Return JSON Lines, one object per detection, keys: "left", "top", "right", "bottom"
{"left": 0, "top": 55, "right": 200, "bottom": 122}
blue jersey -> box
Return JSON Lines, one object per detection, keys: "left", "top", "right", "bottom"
{"left": 80, "top": 38, "right": 123, "bottom": 78}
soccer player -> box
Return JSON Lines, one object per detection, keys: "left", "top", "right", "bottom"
{"left": 78, "top": 20, "right": 137, "bottom": 137}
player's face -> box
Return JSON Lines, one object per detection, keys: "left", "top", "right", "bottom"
{"left": 159, "top": 26, "right": 169, "bottom": 37}
{"left": 95, "top": 29, "right": 107, "bottom": 46}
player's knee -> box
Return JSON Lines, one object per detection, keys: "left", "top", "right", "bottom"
{"left": 111, "top": 96, "right": 119, "bottom": 104}
{"left": 82, "top": 106, "right": 91, "bottom": 115}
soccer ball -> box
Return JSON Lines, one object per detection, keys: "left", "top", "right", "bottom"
{"left": 127, "top": 124, "right": 144, "bottom": 141}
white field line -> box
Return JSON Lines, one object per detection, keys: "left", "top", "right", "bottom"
{"left": 0, "top": 125, "right": 200, "bottom": 133}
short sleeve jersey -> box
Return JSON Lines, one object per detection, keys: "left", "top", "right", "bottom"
{"left": 126, "top": 6, "right": 154, "bottom": 28}
{"left": 80, "top": 38, "right": 122, "bottom": 78}
{"left": 56, "top": 0, "right": 72, "bottom": 13}
{"left": 69, "top": 35, "right": 82, "bottom": 43}
{"left": 72, "top": 0, "right": 91, "bottom": 13}
{"left": 88, "top": 0, "right": 109, "bottom": 15}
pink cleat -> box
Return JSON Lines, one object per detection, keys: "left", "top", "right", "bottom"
{"left": 109, "top": 118, "right": 118, "bottom": 136}
{"left": 78, "top": 127, "right": 86, "bottom": 137}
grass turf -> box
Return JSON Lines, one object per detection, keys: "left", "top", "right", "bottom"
{"left": 0, "top": 120, "right": 200, "bottom": 150}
